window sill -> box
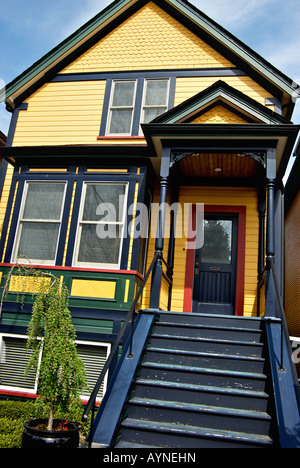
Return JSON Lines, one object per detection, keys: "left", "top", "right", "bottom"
{"left": 97, "top": 136, "right": 146, "bottom": 140}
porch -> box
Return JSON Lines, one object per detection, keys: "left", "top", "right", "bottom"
{"left": 80, "top": 124, "right": 300, "bottom": 448}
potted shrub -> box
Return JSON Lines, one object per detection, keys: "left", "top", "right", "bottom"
{"left": 0, "top": 264, "right": 88, "bottom": 448}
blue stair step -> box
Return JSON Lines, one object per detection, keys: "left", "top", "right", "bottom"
{"left": 145, "top": 346, "right": 266, "bottom": 373}
{"left": 127, "top": 397, "right": 272, "bottom": 435}
{"left": 150, "top": 333, "right": 264, "bottom": 356}
{"left": 155, "top": 321, "right": 262, "bottom": 342}
{"left": 119, "top": 418, "right": 274, "bottom": 448}
{"left": 134, "top": 378, "right": 270, "bottom": 411}
{"left": 140, "top": 361, "right": 268, "bottom": 391}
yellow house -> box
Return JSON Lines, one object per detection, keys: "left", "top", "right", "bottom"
{"left": 1, "top": 0, "right": 300, "bottom": 448}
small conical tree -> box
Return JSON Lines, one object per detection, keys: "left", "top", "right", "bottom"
{"left": 25, "top": 275, "right": 88, "bottom": 431}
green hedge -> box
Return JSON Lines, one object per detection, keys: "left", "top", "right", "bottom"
{"left": 0, "top": 400, "right": 91, "bottom": 448}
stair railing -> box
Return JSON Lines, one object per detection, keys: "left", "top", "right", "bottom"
{"left": 258, "top": 258, "right": 293, "bottom": 372}
{"left": 81, "top": 251, "right": 159, "bottom": 447}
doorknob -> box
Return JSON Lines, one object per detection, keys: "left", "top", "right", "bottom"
{"left": 195, "top": 261, "right": 199, "bottom": 275}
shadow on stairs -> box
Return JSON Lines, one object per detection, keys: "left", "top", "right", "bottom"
{"left": 88, "top": 310, "right": 282, "bottom": 448}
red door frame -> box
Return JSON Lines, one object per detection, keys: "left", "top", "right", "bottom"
{"left": 183, "top": 205, "right": 246, "bottom": 315}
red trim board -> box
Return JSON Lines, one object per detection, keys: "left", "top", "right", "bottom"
{"left": 183, "top": 205, "right": 246, "bottom": 315}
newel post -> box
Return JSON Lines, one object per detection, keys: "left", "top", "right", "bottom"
{"left": 149, "top": 148, "right": 171, "bottom": 309}
{"left": 265, "top": 147, "right": 276, "bottom": 317}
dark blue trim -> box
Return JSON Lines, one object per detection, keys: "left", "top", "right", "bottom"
{"left": 51, "top": 68, "right": 247, "bottom": 82}
{"left": 99, "top": 79, "right": 112, "bottom": 136}
{"left": 65, "top": 179, "right": 83, "bottom": 266}
{"left": 0, "top": 170, "right": 19, "bottom": 262}
{"left": 120, "top": 180, "right": 136, "bottom": 270}
{"left": 6, "top": 104, "right": 28, "bottom": 147}
{"left": 91, "top": 312, "right": 156, "bottom": 447}
{"left": 265, "top": 319, "right": 300, "bottom": 447}
{"left": 55, "top": 179, "right": 76, "bottom": 265}
{"left": 0, "top": 160, "right": 8, "bottom": 202}
{"left": 131, "top": 78, "right": 144, "bottom": 136}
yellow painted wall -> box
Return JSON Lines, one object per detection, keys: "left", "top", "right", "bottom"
{"left": 285, "top": 189, "right": 300, "bottom": 336}
{"left": 12, "top": 81, "right": 106, "bottom": 146}
{"left": 191, "top": 105, "right": 248, "bottom": 124}
{"left": 61, "top": 2, "right": 234, "bottom": 73}
{"left": 175, "top": 76, "right": 274, "bottom": 108}
{"left": 11, "top": 2, "right": 276, "bottom": 147}
{"left": 143, "top": 185, "right": 259, "bottom": 317}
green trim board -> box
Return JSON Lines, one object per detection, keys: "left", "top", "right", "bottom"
{"left": 1, "top": 0, "right": 299, "bottom": 111}
{"left": 0, "top": 265, "right": 143, "bottom": 311}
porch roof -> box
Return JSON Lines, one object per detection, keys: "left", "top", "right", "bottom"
{"left": 141, "top": 122, "right": 300, "bottom": 181}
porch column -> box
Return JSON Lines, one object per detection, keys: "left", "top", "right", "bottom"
{"left": 265, "top": 147, "right": 276, "bottom": 317}
{"left": 149, "top": 148, "right": 171, "bottom": 309}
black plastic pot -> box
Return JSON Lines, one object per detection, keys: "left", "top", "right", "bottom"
{"left": 22, "top": 419, "right": 80, "bottom": 448}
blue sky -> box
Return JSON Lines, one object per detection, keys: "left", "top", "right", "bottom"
{"left": 1, "top": 0, "right": 300, "bottom": 136}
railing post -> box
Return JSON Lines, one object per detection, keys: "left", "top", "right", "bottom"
{"left": 150, "top": 148, "right": 171, "bottom": 309}
{"left": 265, "top": 148, "right": 277, "bottom": 318}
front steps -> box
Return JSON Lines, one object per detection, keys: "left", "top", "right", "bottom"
{"left": 114, "top": 311, "right": 279, "bottom": 448}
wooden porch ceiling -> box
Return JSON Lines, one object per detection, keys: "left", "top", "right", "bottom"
{"left": 179, "top": 152, "right": 260, "bottom": 179}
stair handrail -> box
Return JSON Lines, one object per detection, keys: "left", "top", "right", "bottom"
{"left": 81, "top": 251, "right": 159, "bottom": 442}
{"left": 266, "top": 258, "right": 298, "bottom": 379}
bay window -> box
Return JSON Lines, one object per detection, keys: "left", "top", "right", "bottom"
{"left": 73, "top": 182, "right": 128, "bottom": 268}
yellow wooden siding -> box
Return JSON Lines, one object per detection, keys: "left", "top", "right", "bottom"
{"left": 61, "top": 2, "right": 233, "bottom": 74}
{"left": 142, "top": 186, "right": 259, "bottom": 316}
{"left": 191, "top": 105, "right": 248, "bottom": 124}
{"left": 0, "top": 163, "right": 14, "bottom": 236}
{"left": 285, "top": 190, "right": 300, "bottom": 336}
{"left": 12, "top": 81, "right": 106, "bottom": 146}
{"left": 175, "top": 76, "right": 274, "bottom": 108}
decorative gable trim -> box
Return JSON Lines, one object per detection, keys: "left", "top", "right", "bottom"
{"left": 152, "top": 80, "right": 291, "bottom": 125}
{"left": 1, "top": 0, "right": 299, "bottom": 114}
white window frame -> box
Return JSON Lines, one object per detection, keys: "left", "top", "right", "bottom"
{"left": 106, "top": 80, "right": 137, "bottom": 136}
{"left": 0, "top": 333, "right": 42, "bottom": 395}
{"left": 76, "top": 340, "right": 111, "bottom": 402}
{"left": 73, "top": 181, "right": 128, "bottom": 269}
{"left": 11, "top": 181, "right": 67, "bottom": 266}
{"left": 0, "top": 334, "right": 110, "bottom": 402}
{"left": 139, "top": 78, "right": 170, "bottom": 132}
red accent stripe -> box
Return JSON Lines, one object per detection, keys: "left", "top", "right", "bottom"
{"left": 0, "top": 263, "right": 144, "bottom": 280}
{"left": 183, "top": 205, "right": 246, "bottom": 316}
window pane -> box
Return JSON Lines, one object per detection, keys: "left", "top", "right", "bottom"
{"left": 83, "top": 184, "right": 126, "bottom": 222}
{"left": 143, "top": 107, "right": 167, "bottom": 123}
{"left": 77, "top": 344, "right": 109, "bottom": 399}
{"left": 78, "top": 224, "right": 122, "bottom": 265}
{"left": 109, "top": 109, "right": 133, "bottom": 134}
{"left": 145, "top": 80, "right": 168, "bottom": 106}
{"left": 112, "top": 81, "right": 135, "bottom": 107}
{"left": 201, "top": 220, "right": 232, "bottom": 264}
{"left": 17, "top": 222, "right": 60, "bottom": 261}
{"left": 23, "top": 183, "right": 65, "bottom": 220}
{"left": 0, "top": 337, "right": 37, "bottom": 390}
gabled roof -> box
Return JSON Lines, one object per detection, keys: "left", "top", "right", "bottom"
{"left": 153, "top": 80, "right": 291, "bottom": 125}
{"left": 1, "top": 0, "right": 299, "bottom": 116}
